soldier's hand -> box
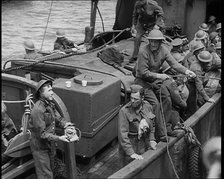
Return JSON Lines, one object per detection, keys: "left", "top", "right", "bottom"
{"left": 130, "top": 153, "right": 144, "bottom": 160}
{"left": 157, "top": 73, "right": 170, "bottom": 80}
{"left": 208, "top": 98, "right": 215, "bottom": 103}
{"left": 185, "top": 69, "right": 196, "bottom": 78}
{"left": 59, "top": 135, "right": 70, "bottom": 142}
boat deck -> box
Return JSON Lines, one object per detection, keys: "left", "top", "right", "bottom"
{"left": 48, "top": 37, "right": 148, "bottom": 92}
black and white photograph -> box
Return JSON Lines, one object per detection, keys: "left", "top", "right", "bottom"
{"left": 2, "top": 0, "right": 221, "bottom": 178}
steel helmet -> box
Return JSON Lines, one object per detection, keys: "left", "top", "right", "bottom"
{"left": 192, "top": 41, "right": 205, "bottom": 53}
{"left": 209, "top": 32, "right": 218, "bottom": 40}
{"left": 146, "top": 29, "right": 165, "bottom": 40}
{"left": 195, "top": 30, "right": 207, "bottom": 40}
{"left": 215, "top": 42, "right": 221, "bottom": 49}
{"left": 216, "top": 23, "right": 221, "bottom": 30}
{"left": 197, "top": 50, "right": 213, "bottom": 63}
{"left": 199, "top": 23, "right": 209, "bottom": 31}
{"left": 208, "top": 15, "right": 216, "bottom": 23}
{"left": 23, "top": 40, "right": 35, "bottom": 50}
{"left": 35, "top": 79, "right": 53, "bottom": 99}
{"left": 171, "top": 38, "right": 183, "bottom": 47}
{"left": 56, "top": 29, "right": 65, "bottom": 38}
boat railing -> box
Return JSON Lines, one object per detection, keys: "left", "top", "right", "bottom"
{"left": 108, "top": 93, "right": 221, "bottom": 179}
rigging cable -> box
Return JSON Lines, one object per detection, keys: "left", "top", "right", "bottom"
{"left": 40, "top": 0, "right": 54, "bottom": 51}
{"left": 159, "top": 80, "right": 180, "bottom": 179}
{"left": 96, "top": 5, "right": 105, "bottom": 32}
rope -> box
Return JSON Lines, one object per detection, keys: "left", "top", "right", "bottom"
{"left": 96, "top": 5, "right": 105, "bottom": 32}
{"left": 2, "top": 28, "right": 130, "bottom": 73}
{"left": 159, "top": 80, "right": 180, "bottom": 179}
{"left": 40, "top": 0, "right": 54, "bottom": 51}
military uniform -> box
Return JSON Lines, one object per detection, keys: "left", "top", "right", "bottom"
{"left": 130, "top": 0, "right": 164, "bottom": 61}
{"left": 29, "top": 98, "right": 67, "bottom": 179}
{"left": 134, "top": 44, "right": 188, "bottom": 138}
{"left": 189, "top": 52, "right": 221, "bottom": 107}
{"left": 24, "top": 51, "right": 43, "bottom": 60}
{"left": 118, "top": 100, "right": 155, "bottom": 166}
{"left": 54, "top": 37, "right": 75, "bottom": 53}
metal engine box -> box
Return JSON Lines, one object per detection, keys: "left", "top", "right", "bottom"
{"left": 53, "top": 72, "right": 121, "bottom": 158}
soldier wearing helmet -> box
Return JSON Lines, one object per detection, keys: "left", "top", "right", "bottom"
{"left": 161, "top": 38, "right": 185, "bottom": 75}
{"left": 198, "top": 22, "right": 209, "bottom": 40}
{"left": 189, "top": 50, "right": 221, "bottom": 107}
{"left": 29, "top": 80, "right": 77, "bottom": 179}
{"left": 207, "top": 15, "right": 217, "bottom": 34}
{"left": 118, "top": 84, "right": 157, "bottom": 166}
{"left": 133, "top": 29, "right": 196, "bottom": 142}
{"left": 129, "top": 0, "right": 164, "bottom": 63}
{"left": 184, "top": 41, "right": 205, "bottom": 69}
{"left": 23, "top": 40, "right": 43, "bottom": 60}
{"left": 54, "top": 29, "right": 79, "bottom": 54}
{"left": 207, "top": 31, "right": 220, "bottom": 53}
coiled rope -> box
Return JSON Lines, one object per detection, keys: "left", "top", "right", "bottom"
{"left": 2, "top": 28, "right": 130, "bottom": 73}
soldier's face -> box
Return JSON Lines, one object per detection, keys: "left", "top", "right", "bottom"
{"left": 130, "top": 92, "right": 142, "bottom": 108}
{"left": 41, "top": 84, "right": 54, "bottom": 101}
{"left": 149, "top": 39, "right": 161, "bottom": 51}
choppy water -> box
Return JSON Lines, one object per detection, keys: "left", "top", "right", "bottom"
{"left": 2, "top": 0, "right": 117, "bottom": 64}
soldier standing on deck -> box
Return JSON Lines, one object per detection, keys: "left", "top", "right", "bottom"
{"left": 29, "top": 80, "right": 77, "bottom": 179}
{"left": 118, "top": 84, "right": 157, "bottom": 167}
{"left": 129, "top": 0, "right": 164, "bottom": 63}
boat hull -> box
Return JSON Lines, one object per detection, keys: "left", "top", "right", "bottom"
{"left": 108, "top": 93, "right": 221, "bottom": 178}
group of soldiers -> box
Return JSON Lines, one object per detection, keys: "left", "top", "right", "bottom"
{"left": 23, "top": 29, "right": 79, "bottom": 60}
{"left": 118, "top": 0, "right": 221, "bottom": 167}
{"left": 2, "top": 0, "right": 221, "bottom": 178}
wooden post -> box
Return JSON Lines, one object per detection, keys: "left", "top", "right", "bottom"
{"left": 90, "top": 0, "right": 99, "bottom": 40}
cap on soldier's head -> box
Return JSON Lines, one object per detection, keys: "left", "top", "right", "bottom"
{"left": 171, "top": 38, "right": 183, "bottom": 47}
{"left": 130, "top": 84, "right": 144, "bottom": 96}
{"left": 35, "top": 80, "right": 53, "bottom": 99}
